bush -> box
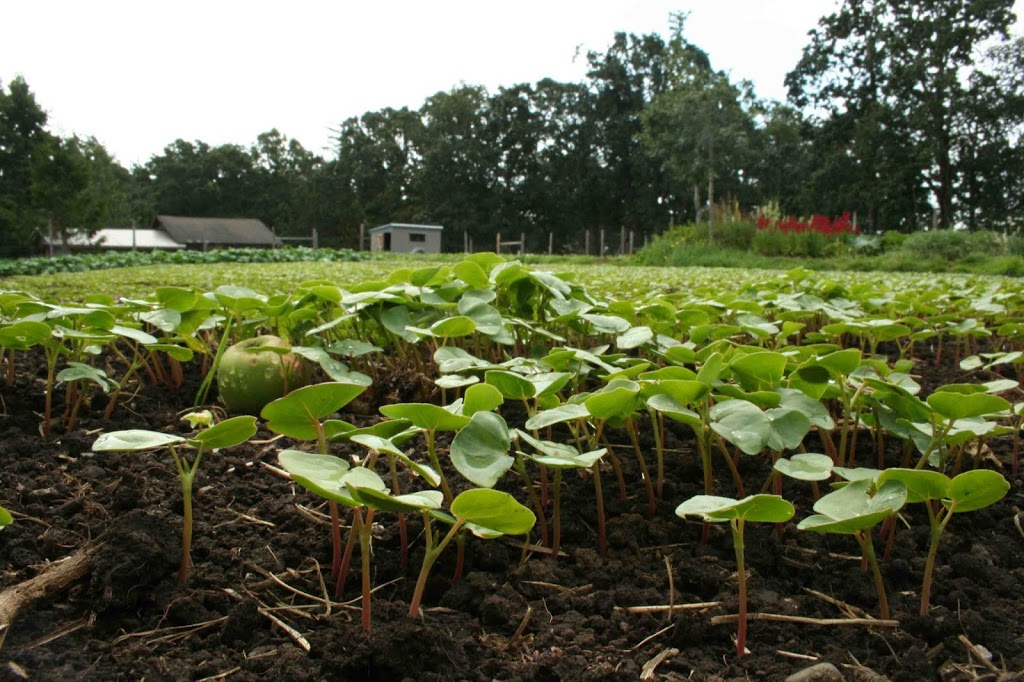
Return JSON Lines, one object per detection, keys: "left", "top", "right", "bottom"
{"left": 899, "top": 230, "right": 1004, "bottom": 262}
{"left": 715, "top": 220, "right": 757, "bottom": 251}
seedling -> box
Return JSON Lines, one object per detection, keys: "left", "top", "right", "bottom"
{"left": 515, "top": 429, "right": 606, "bottom": 558}
{"left": 675, "top": 494, "right": 794, "bottom": 655}
{"left": 798, "top": 479, "right": 907, "bottom": 618}
{"left": 378, "top": 402, "right": 470, "bottom": 503}
{"left": 876, "top": 467, "right": 1009, "bottom": 616}
{"left": 261, "top": 381, "right": 368, "bottom": 589}
{"left": 408, "top": 488, "right": 535, "bottom": 618}
{"left": 92, "top": 413, "right": 257, "bottom": 583}
{"left": 0, "top": 504, "right": 12, "bottom": 529}
{"left": 277, "top": 449, "right": 443, "bottom": 632}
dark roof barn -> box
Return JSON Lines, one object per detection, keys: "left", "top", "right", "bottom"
{"left": 153, "top": 215, "right": 279, "bottom": 248}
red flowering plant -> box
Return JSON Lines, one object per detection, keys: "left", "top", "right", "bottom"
{"left": 757, "top": 212, "right": 859, "bottom": 237}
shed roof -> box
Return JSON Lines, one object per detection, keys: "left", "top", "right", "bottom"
{"left": 42, "top": 228, "right": 185, "bottom": 250}
{"left": 154, "top": 215, "right": 278, "bottom": 246}
{"left": 368, "top": 223, "right": 444, "bottom": 233}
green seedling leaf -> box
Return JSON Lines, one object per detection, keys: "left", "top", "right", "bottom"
{"left": 148, "top": 343, "right": 195, "bottom": 361}
{"left": 57, "top": 362, "right": 117, "bottom": 393}
{"left": 765, "top": 407, "right": 813, "bottom": 452}
{"left": 647, "top": 380, "right": 710, "bottom": 406}
{"left": 710, "top": 400, "right": 770, "bottom": 455}
{"left": 729, "top": 351, "right": 787, "bottom": 392}
{"left": 645, "top": 394, "right": 701, "bottom": 427}
{"left": 435, "top": 374, "right": 479, "bottom": 389}
{"left": 516, "top": 430, "right": 606, "bottom": 469}
{"left": 0, "top": 505, "right": 12, "bottom": 530}
{"left": 774, "top": 453, "right": 834, "bottom": 481}
{"left": 484, "top": 370, "right": 536, "bottom": 400}
{"left": 926, "top": 391, "right": 1010, "bottom": 421}
{"left": 462, "top": 383, "right": 504, "bottom": 416}
{"left": 430, "top": 316, "right": 477, "bottom": 338}
{"left": 347, "top": 485, "right": 444, "bottom": 513}
{"left": 350, "top": 434, "right": 441, "bottom": 487}
{"left": 676, "top": 494, "right": 794, "bottom": 524}
{"left": 458, "top": 297, "right": 505, "bottom": 336}
{"left": 379, "top": 403, "right": 470, "bottom": 432}
{"left": 278, "top": 449, "right": 354, "bottom": 504}
{"left": 0, "top": 320, "right": 52, "bottom": 349}
{"left": 945, "top": 469, "right": 1009, "bottom": 512}
{"left": 798, "top": 479, "right": 907, "bottom": 534}
{"left": 876, "top": 468, "right": 950, "bottom": 504}
{"left": 450, "top": 488, "right": 536, "bottom": 537}
{"left": 524, "top": 403, "right": 590, "bottom": 430}
{"left": 262, "top": 382, "right": 368, "bottom": 440}
{"left": 819, "top": 348, "right": 862, "bottom": 376}
{"left": 328, "top": 339, "right": 383, "bottom": 358}
{"left": 832, "top": 467, "right": 882, "bottom": 482}
{"left": 584, "top": 383, "right": 641, "bottom": 421}
{"left": 190, "top": 415, "right": 258, "bottom": 450}
{"left": 617, "top": 325, "right": 653, "bottom": 349}
{"left": 93, "top": 430, "right": 187, "bottom": 452}
{"left": 449, "top": 412, "right": 513, "bottom": 488}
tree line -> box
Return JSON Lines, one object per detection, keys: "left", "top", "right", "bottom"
{"left": 1, "top": 1, "right": 1021, "bottom": 258}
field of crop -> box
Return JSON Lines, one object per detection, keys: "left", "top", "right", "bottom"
{"left": 1, "top": 254, "right": 1022, "bottom": 681}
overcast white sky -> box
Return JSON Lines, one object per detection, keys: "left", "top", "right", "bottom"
{"left": 2, "top": 1, "right": 1019, "bottom": 167}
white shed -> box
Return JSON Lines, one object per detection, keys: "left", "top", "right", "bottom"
{"left": 369, "top": 223, "right": 444, "bottom": 254}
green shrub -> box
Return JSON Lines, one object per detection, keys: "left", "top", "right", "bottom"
{"left": 899, "top": 230, "right": 1004, "bottom": 262}
{"left": 715, "top": 220, "right": 757, "bottom": 251}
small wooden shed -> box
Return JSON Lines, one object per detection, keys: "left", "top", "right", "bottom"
{"left": 369, "top": 223, "right": 443, "bottom": 254}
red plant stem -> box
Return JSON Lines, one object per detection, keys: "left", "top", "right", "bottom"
{"left": 550, "top": 469, "right": 563, "bottom": 560}
{"left": 881, "top": 515, "right": 897, "bottom": 562}
{"left": 452, "top": 532, "right": 465, "bottom": 585}
{"left": 625, "top": 417, "right": 656, "bottom": 516}
{"left": 356, "top": 508, "right": 374, "bottom": 633}
{"left": 857, "top": 529, "right": 890, "bottom": 620}
{"left": 599, "top": 434, "right": 628, "bottom": 501}
{"left": 732, "top": 518, "right": 748, "bottom": 656}
{"left": 515, "top": 455, "right": 548, "bottom": 547}
{"left": 715, "top": 438, "right": 746, "bottom": 498}
{"left": 4, "top": 349, "right": 13, "bottom": 386}
{"left": 592, "top": 461, "right": 607, "bottom": 556}
{"left": 818, "top": 425, "right": 838, "bottom": 464}
{"left": 335, "top": 507, "right": 357, "bottom": 597}
{"left": 388, "top": 456, "right": 408, "bottom": 567}
{"left": 920, "top": 503, "right": 952, "bottom": 617}
{"left": 329, "top": 501, "right": 342, "bottom": 579}
{"left": 539, "top": 465, "right": 549, "bottom": 511}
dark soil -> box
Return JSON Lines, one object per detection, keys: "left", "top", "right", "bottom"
{"left": 1, "top": 345, "right": 1023, "bottom": 682}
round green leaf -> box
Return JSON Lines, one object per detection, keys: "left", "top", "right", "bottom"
{"left": 191, "top": 415, "right": 257, "bottom": 450}
{"left": 946, "top": 469, "right": 1009, "bottom": 512}
{"left": 927, "top": 391, "right": 1010, "bottom": 421}
{"left": 449, "top": 412, "right": 513, "bottom": 488}
{"left": 379, "top": 403, "right": 470, "bottom": 432}
{"left": 262, "top": 382, "right": 368, "bottom": 439}
{"left": 93, "top": 430, "right": 186, "bottom": 452}
{"left": 773, "top": 453, "right": 834, "bottom": 481}
{"left": 450, "top": 488, "right": 536, "bottom": 536}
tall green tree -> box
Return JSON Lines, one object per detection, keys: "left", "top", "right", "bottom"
{"left": 787, "top": 0, "right": 1018, "bottom": 230}
{"left": 0, "top": 77, "right": 49, "bottom": 255}
{"left": 586, "top": 31, "right": 678, "bottom": 238}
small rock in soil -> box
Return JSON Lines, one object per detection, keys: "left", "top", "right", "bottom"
{"left": 784, "top": 661, "right": 842, "bottom": 682}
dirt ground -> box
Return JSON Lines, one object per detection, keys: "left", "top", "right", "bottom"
{"left": 0, "top": 347, "right": 1022, "bottom": 682}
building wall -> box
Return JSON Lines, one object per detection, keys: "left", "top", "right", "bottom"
{"left": 371, "top": 228, "right": 442, "bottom": 253}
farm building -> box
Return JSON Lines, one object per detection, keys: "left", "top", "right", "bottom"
{"left": 41, "top": 227, "right": 186, "bottom": 256}
{"left": 154, "top": 215, "right": 280, "bottom": 250}
{"left": 369, "top": 223, "right": 443, "bottom": 254}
